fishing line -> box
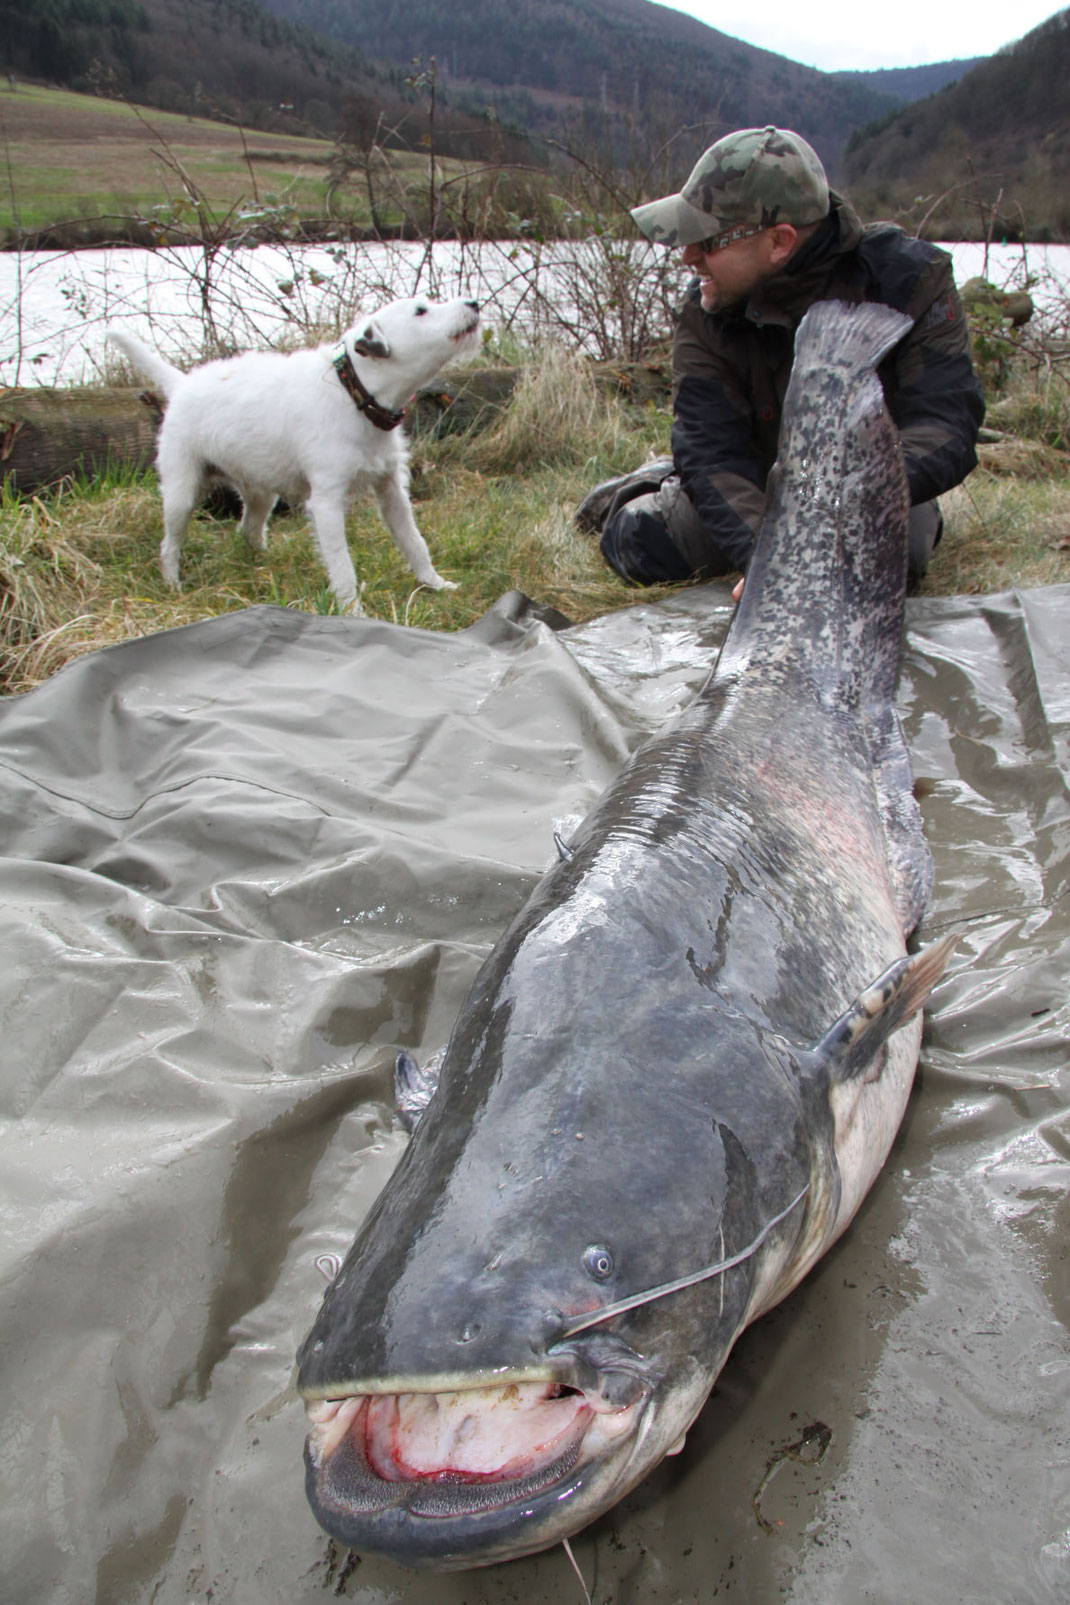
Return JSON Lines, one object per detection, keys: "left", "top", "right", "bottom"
{"left": 558, "top": 1184, "right": 810, "bottom": 1338}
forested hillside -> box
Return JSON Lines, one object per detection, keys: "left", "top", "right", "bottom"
{"left": 844, "top": 8, "right": 1070, "bottom": 237}
{"left": 2, "top": 0, "right": 992, "bottom": 182}
{"left": 254, "top": 0, "right": 901, "bottom": 169}
{"left": 0, "top": 0, "right": 393, "bottom": 134}
{"left": 833, "top": 60, "right": 980, "bottom": 102}
{"left": 8, "top": 0, "right": 1054, "bottom": 238}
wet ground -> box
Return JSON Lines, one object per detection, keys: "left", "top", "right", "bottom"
{"left": 1, "top": 585, "right": 1067, "bottom": 1603}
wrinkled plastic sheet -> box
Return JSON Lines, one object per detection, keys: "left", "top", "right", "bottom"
{"left": 1, "top": 585, "right": 1068, "bottom": 1605}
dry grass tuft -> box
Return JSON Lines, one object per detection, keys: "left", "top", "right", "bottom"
{"left": 0, "top": 485, "right": 104, "bottom": 683}
{"left": 924, "top": 471, "right": 1070, "bottom": 595}
{"left": 459, "top": 345, "right": 633, "bottom": 475}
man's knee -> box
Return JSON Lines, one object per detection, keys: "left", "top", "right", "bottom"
{"left": 599, "top": 497, "right": 694, "bottom": 585}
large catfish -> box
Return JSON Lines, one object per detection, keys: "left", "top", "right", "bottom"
{"left": 296, "top": 300, "right": 955, "bottom": 1570}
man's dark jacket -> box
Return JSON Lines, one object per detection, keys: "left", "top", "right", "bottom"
{"left": 671, "top": 196, "right": 986, "bottom": 571}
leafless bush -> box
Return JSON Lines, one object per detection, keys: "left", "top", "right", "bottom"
{"left": 4, "top": 84, "right": 696, "bottom": 381}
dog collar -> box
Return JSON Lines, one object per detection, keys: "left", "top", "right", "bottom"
{"left": 331, "top": 345, "right": 406, "bottom": 431}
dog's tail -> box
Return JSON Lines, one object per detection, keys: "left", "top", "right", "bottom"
{"left": 106, "top": 329, "right": 184, "bottom": 400}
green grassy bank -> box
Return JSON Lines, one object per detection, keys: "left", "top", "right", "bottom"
{"left": 0, "top": 82, "right": 486, "bottom": 242}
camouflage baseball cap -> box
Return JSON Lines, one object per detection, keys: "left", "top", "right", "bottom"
{"left": 631, "top": 126, "right": 829, "bottom": 249}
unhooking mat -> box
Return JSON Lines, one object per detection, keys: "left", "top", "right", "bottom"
{"left": 1, "top": 586, "right": 1068, "bottom": 1605}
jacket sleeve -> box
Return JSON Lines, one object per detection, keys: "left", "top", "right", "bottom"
{"left": 669, "top": 290, "right": 766, "bottom": 572}
{"left": 881, "top": 255, "right": 986, "bottom": 505}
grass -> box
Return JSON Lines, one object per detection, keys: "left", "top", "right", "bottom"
{"left": 0, "top": 356, "right": 674, "bottom": 692}
{"left": 924, "top": 361, "right": 1070, "bottom": 593}
{"left": 0, "top": 84, "right": 327, "bottom": 233}
{"left": 2, "top": 350, "right": 1068, "bottom": 695}
{"left": 0, "top": 82, "right": 467, "bottom": 237}
{"left": 932, "top": 474, "right": 1070, "bottom": 593}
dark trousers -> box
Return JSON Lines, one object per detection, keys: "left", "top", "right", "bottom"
{"left": 600, "top": 473, "right": 942, "bottom": 590}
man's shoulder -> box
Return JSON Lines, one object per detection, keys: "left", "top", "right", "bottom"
{"left": 857, "top": 221, "right": 951, "bottom": 270}
{"left": 839, "top": 222, "right": 954, "bottom": 314}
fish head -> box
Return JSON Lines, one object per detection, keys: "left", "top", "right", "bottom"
{"left": 297, "top": 1233, "right": 725, "bottom": 1571}
{"left": 298, "top": 1359, "right": 712, "bottom": 1572}
{"left": 297, "top": 1004, "right": 809, "bottom": 1568}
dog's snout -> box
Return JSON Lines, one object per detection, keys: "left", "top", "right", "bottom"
{"left": 466, "top": 300, "right": 480, "bottom": 313}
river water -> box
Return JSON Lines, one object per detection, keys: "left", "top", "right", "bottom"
{"left": 0, "top": 234, "right": 677, "bottom": 384}
{"left": 2, "top": 237, "right": 1068, "bottom": 386}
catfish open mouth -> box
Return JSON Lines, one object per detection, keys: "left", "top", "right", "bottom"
{"left": 304, "top": 1380, "right": 641, "bottom": 1532}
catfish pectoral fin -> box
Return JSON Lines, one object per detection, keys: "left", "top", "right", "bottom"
{"left": 804, "top": 932, "right": 959, "bottom": 1086}
{"left": 395, "top": 1045, "right": 446, "bottom": 1132}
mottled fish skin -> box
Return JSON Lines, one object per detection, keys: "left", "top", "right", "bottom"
{"left": 296, "top": 302, "right": 952, "bottom": 1570}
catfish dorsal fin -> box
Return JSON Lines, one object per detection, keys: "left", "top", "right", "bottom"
{"left": 805, "top": 933, "right": 958, "bottom": 1085}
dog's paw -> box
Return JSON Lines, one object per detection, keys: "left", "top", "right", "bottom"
{"left": 422, "top": 574, "right": 458, "bottom": 592}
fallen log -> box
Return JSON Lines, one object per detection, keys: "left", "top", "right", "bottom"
{"left": 0, "top": 385, "right": 162, "bottom": 496}
{"left": 0, "top": 358, "right": 669, "bottom": 498}
{"left": 0, "top": 368, "right": 523, "bottom": 497}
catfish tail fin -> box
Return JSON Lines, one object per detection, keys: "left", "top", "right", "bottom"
{"left": 717, "top": 299, "right": 913, "bottom": 707}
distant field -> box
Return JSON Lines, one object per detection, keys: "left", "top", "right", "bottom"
{"left": 0, "top": 83, "right": 438, "bottom": 237}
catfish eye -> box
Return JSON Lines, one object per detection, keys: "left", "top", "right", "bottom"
{"left": 583, "top": 1245, "right": 614, "bottom": 1281}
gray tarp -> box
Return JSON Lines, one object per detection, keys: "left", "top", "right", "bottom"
{"left": 1, "top": 586, "right": 1068, "bottom": 1605}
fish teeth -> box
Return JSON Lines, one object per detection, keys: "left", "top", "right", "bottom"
{"left": 306, "top": 1396, "right": 364, "bottom": 1465}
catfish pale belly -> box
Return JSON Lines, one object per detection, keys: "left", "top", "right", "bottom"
{"left": 296, "top": 301, "right": 955, "bottom": 1571}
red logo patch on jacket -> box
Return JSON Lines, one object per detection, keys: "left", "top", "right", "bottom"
{"left": 923, "top": 294, "right": 958, "bottom": 329}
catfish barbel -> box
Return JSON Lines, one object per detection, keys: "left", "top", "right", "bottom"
{"left": 296, "top": 300, "right": 955, "bottom": 1569}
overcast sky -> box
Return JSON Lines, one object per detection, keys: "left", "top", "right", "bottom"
{"left": 661, "top": 1, "right": 1064, "bottom": 71}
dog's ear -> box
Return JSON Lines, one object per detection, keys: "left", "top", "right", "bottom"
{"left": 352, "top": 321, "right": 391, "bottom": 360}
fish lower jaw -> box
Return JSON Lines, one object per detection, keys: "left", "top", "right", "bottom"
{"left": 303, "top": 1380, "right": 644, "bottom": 1561}
{"left": 307, "top": 1379, "right": 639, "bottom": 1485}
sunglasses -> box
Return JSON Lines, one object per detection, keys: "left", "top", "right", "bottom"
{"left": 692, "top": 223, "right": 767, "bottom": 253}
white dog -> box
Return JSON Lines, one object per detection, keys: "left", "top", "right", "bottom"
{"left": 107, "top": 295, "right": 481, "bottom": 608}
